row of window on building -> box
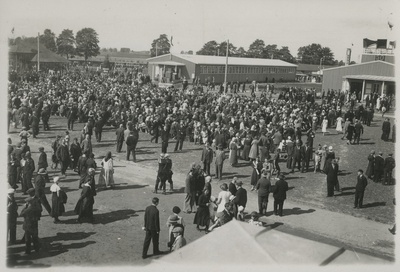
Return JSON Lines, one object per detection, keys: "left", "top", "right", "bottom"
{"left": 199, "top": 65, "right": 295, "bottom": 74}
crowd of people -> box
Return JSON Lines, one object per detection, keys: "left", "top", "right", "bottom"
{"left": 7, "top": 68, "right": 396, "bottom": 257}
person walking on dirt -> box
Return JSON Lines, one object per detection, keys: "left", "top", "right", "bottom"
{"left": 142, "top": 197, "right": 161, "bottom": 259}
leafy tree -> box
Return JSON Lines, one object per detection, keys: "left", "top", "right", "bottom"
{"left": 40, "top": 29, "right": 57, "bottom": 52}
{"left": 247, "top": 39, "right": 265, "bottom": 58}
{"left": 150, "top": 34, "right": 171, "bottom": 57}
{"left": 120, "top": 47, "right": 130, "bottom": 53}
{"left": 297, "top": 43, "right": 335, "bottom": 65}
{"left": 102, "top": 54, "right": 111, "bottom": 69}
{"left": 101, "top": 48, "right": 108, "bottom": 52}
{"left": 263, "top": 44, "right": 279, "bottom": 59}
{"left": 219, "top": 41, "right": 237, "bottom": 57}
{"left": 56, "top": 29, "right": 75, "bottom": 59}
{"left": 75, "top": 28, "right": 100, "bottom": 62}
{"left": 236, "top": 47, "right": 247, "bottom": 57}
{"left": 187, "top": 50, "right": 193, "bottom": 55}
{"left": 276, "top": 46, "right": 297, "bottom": 63}
{"left": 196, "top": 40, "right": 219, "bottom": 55}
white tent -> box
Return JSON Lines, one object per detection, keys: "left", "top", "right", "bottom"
{"left": 152, "top": 220, "right": 388, "bottom": 266}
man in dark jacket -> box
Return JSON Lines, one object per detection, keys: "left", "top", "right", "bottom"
{"left": 383, "top": 153, "right": 395, "bottom": 185}
{"left": 273, "top": 174, "right": 289, "bottom": 216}
{"left": 174, "top": 120, "right": 186, "bottom": 152}
{"left": 126, "top": 130, "right": 139, "bottom": 162}
{"left": 201, "top": 142, "right": 213, "bottom": 176}
{"left": 56, "top": 140, "right": 70, "bottom": 176}
{"left": 302, "top": 142, "right": 313, "bottom": 172}
{"left": 37, "top": 147, "right": 48, "bottom": 170}
{"left": 7, "top": 189, "right": 18, "bottom": 245}
{"left": 69, "top": 138, "right": 81, "bottom": 170}
{"left": 30, "top": 113, "right": 40, "bottom": 138}
{"left": 233, "top": 181, "right": 247, "bottom": 216}
{"left": 142, "top": 197, "right": 161, "bottom": 259}
{"left": 94, "top": 117, "right": 104, "bottom": 143}
{"left": 161, "top": 125, "right": 169, "bottom": 154}
{"left": 291, "top": 140, "right": 304, "bottom": 173}
{"left": 77, "top": 153, "right": 88, "bottom": 188}
{"left": 115, "top": 124, "right": 125, "bottom": 153}
{"left": 20, "top": 189, "right": 42, "bottom": 254}
{"left": 354, "top": 120, "right": 364, "bottom": 144}
{"left": 34, "top": 169, "right": 51, "bottom": 215}
{"left": 255, "top": 170, "right": 271, "bottom": 216}
{"left": 374, "top": 152, "right": 385, "bottom": 183}
{"left": 67, "top": 104, "right": 78, "bottom": 131}
{"left": 381, "top": 118, "right": 391, "bottom": 141}
{"left": 354, "top": 169, "right": 368, "bottom": 209}
{"left": 325, "top": 159, "right": 339, "bottom": 197}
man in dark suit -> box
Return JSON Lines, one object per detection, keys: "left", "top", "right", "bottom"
{"left": 291, "top": 140, "right": 303, "bottom": 173}
{"left": 354, "top": 120, "right": 364, "bottom": 144}
{"left": 115, "top": 124, "right": 125, "bottom": 153}
{"left": 258, "top": 132, "right": 269, "bottom": 162}
{"left": 354, "top": 169, "right": 368, "bottom": 209}
{"left": 67, "top": 104, "right": 78, "bottom": 131}
{"left": 201, "top": 142, "right": 213, "bottom": 176}
{"left": 383, "top": 153, "right": 395, "bottom": 185}
{"left": 302, "top": 142, "right": 313, "bottom": 173}
{"left": 374, "top": 152, "right": 385, "bottom": 183}
{"left": 161, "top": 125, "right": 169, "bottom": 154}
{"left": 232, "top": 180, "right": 247, "bottom": 216}
{"left": 325, "top": 159, "right": 339, "bottom": 197}
{"left": 229, "top": 177, "right": 237, "bottom": 196}
{"left": 174, "top": 120, "right": 186, "bottom": 152}
{"left": 142, "top": 197, "right": 161, "bottom": 259}
{"left": 255, "top": 170, "right": 271, "bottom": 216}
{"left": 273, "top": 174, "right": 289, "bottom": 216}
{"left": 381, "top": 118, "right": 391, "bottom": 141}
{"left": 126, "top": 129, "right": 139, "bottom": 162}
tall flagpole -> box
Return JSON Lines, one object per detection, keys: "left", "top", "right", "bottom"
{"left": 224, "top": 39, "right": 229, "bottom": 90}
{"left": 37, "top": 32, "right": 40, "bottom": 72}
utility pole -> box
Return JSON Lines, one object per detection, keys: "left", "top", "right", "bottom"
{"left": 224, "top": 39, "right": 229, "bottom": 90}
{"left": 37, "top": 32, "right": 40, "bottom": 72}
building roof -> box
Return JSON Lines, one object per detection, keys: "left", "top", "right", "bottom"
{"left": 31, "top": 51, "right": 68, "bottom": 63}
{"left": 148, "top": 53, "right": 297, "bottom": 67}
{"left": 343, "top": 75, "right": 395, "bottom": 82}
{"left": 322, "top": 60, "right": 394, "bottom": 72}
{"left": 149, "top": 60, "right": 185, "bottom": 66}
{"left": 9, "top": 39, "right": 50, "bottom": 54}
{"left": 297, "top": 63, "right": 335, "bottom": 72}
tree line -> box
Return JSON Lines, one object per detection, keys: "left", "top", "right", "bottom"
{"left": 9, "top": 28, "right": 100, "bottom": 62}
{"left": 150, "top": 34, "right": 350, "bottom": 65}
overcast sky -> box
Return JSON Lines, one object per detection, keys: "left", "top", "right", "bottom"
{"left": 0, "top": 0, "right": 398, "bottom": 62}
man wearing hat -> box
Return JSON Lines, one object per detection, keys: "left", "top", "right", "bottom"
{"left": 11, "top": 142, "right": 24, "bottom": 185}
{"left": 374, "top": 152, "right": 385, "bottom": 183}
{"left": 354, "top": 169, "right": 368, "bottom": 209}
{"left": 171, "top": 226, "right": 186, "bottom": 252}
{"left": 215, "top": 144, "right": 225, "bottom": 180}
{"left": 161, "top": 124, "right": 170, "bottom": 154}
{"left": 174, "top": 120, "right": 186, "bottom": 152}
{"left": 38, "top": 147, "right": 48, "bottom": 170}
{"left": 383, "top": 153, "right": 395, "bottom": 185}
{"left": 201, "top": 142, "right": 213, "bottom": 176}
{"left": 57, "top": 140, "right": 70, "bottom": 177}
{"left": 20, "top": 188, "right": 43, "bottom": 254}
{"left": 7, "top": 189, "right": 18, "bottom": 245}
{"left": 291, "top": 140, "right": 304, "bottom": 173}
{"left": 34, "top": 168, "right": 52, "bottom": 215}
{"left": 154, "top": 154, "right": 167, "bottom": 194}
{"left": 325, "top": 159, "right": 339, "bottom": 197}
{"left": 273, "top": 174, "right": 289, "bottom": 216}
{"left": 51, "top": 136, "right": 62, "bottom": 169}
{"left": 255, "top": 169, "right": 272, "bottom": 216}
{"left": 115, "top": 124, "right": 125, "bottom": 153}
{"left": 126, "top": 129, "right": 139, "bottom": 162}
{"left": 354, "top": 119, "right": 364, "bottom": 145}
{"left": 165, "top": 154, "right": 174, "bottom": 192}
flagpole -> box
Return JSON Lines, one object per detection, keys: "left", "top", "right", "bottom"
{"left": 224, "top": 39, "right": 229, "bottom": 90}
{"left": 37, "top": 32, "right": 40, "bottom": 72}
{"left": 156, "top": 42, "right": 158, "bottom": 57}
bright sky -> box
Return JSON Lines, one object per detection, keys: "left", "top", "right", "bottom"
{"left": 0, "top": 0, "right": 398, "bottom": 62}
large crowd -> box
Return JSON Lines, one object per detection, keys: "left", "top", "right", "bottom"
{"left": 7, "top": 68, "right": 396, "bottom": 257}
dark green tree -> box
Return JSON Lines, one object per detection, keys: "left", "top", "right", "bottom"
{"left": 247, "top": 39, "right": 265, "bottom": 58}
{"left": 56, "top": 29, "right": 75, "bottom": 59}
{"left": 40, "top": 29, "right": 57, "bottom": 52}
{"left": 219, "top": 41, "right": 237, "bottom": 57}
{"left": 75, "top": 28, "right": 100, "bottom": 62}
{"left": 276, "top": 46, "right": 297, "bottom": 63}
{"left": 235, "top": 47, "right": 247, "bottom": 57}
{"left": 196, "top": 40, "right": 219, "bottom": 55}
{"left": 150, "top": 34, "right": 171, "bottom": 57}
{"left": 263, "top": 44, "right": 279, "bottom": 59}
{"left": 297, "top": 43, "right": 335, "bottom": 65}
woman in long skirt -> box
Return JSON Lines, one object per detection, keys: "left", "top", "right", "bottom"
{"left": 75, "top": 180, "right": 95, "bottom": 223}
{"left": 98, "top": 151, "right": 115, "bottom": 189}
{"left": 320, "top": 145, "right": 327, "bottom": 173}
{"left": 193, "top": 189, "right": 210, "bottom": 233}
{"left": 229, "top": 138, "right": 238, "bottom": 166}
{"left": 50, "top": 176, "right": 65, "bottom": 223}
{"left": 321, "top": 116, "right": 328, "bottom": 136}
{"left": 336, "top": 116, "right": 343, "bottom": 134}
{"left": 248, "top": 137, "right": 259, "bottom": 161}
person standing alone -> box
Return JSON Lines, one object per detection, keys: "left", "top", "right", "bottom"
{"left": 142, "top": 197, "right": 161, "bottom": 259}
{"left": 273, "top": 174, "right": 289, "bottom": 216}
{"left": 354, "top": 169, "right": 368, "bottom": 209}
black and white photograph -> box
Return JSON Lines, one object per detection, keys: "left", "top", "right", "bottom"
{"left": 0, "top": 0, "right": 398, "bottom": 270}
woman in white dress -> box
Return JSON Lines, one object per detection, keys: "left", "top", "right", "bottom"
{"left": 216, "top": 183, "right": 232, "bottom": 214}
{"left": 321, "top": 116, "right": 328, "bottom": 136}
{"left": 336, "top": 116, "right": 343, "bottom": 134}
{"left": 98, "top": 151, "right": 115, "bottom": 189}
